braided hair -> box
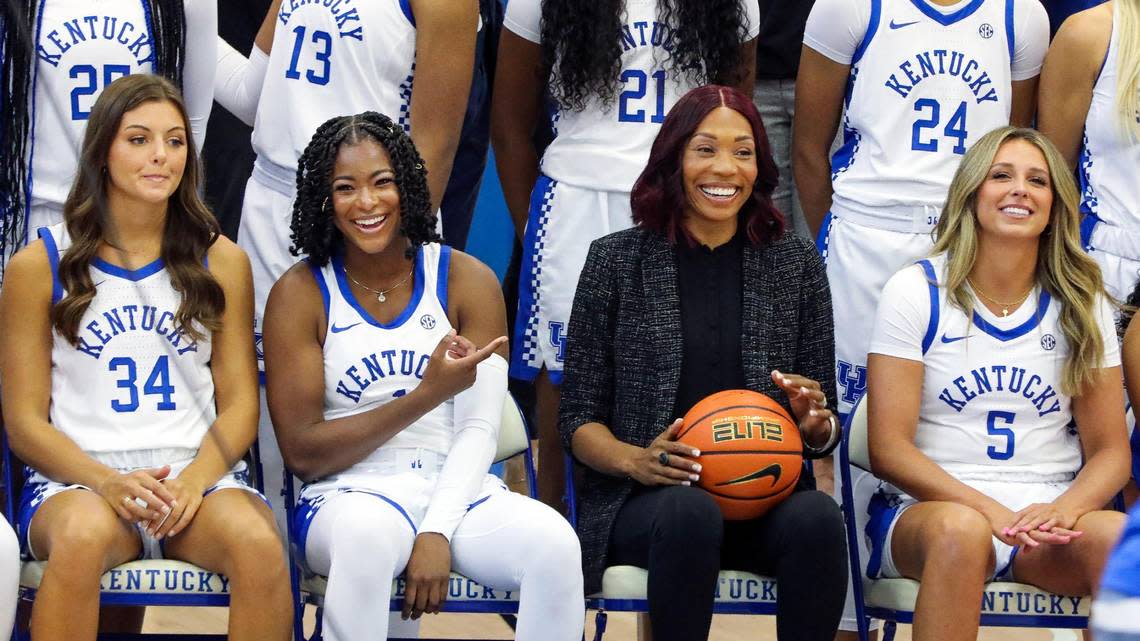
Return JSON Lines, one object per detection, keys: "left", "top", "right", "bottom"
{"left": 0, "top": 0, "right": 185, "bottom": 270}
{"left": 291, "top": 112, "right": 441, "bottom": 267}
{"left": 540, "top": 0, "right": 749, "bottom": 111}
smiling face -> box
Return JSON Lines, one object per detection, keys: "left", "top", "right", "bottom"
{"left": 330, "top": 138, "right": 404, "bottom": 256}
{"left": 104, "top": 100, "right": 188, "bottom": 207}
{"left": 680, "top": 106, "right": 757, "bottom": 243}
{"left": 974, "top": 138, "right": 1054, "bottom": 244}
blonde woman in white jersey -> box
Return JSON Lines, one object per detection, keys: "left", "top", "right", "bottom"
{"left": 1039, "top": 0, "right": 1140, "bottom": 303}
{"left": 264, "top": 112, "right": 584, "bottom": 641}
{"left": 490, "top": 0, "right": 760, "bottom": 508}
{"left": 866, "top": 127, "right": 1129, "bottom": 641}
{"left": 0, "top": 74, "right": 291, "bottom": 641}
{"left": 0, "top": 0, "right": 216, "bottom": 265}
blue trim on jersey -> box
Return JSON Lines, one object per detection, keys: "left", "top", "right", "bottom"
{"left": 332, "top": 247, "right": 426, "bottom": 330}
{"left": 815, "top": 212, "right": 834, "bottom": 257}
{"left": 292, "top": 489, "right": 417, "bottom": 570}
{"left": 852, "top": 0, "right": 881, "bottom": 64}
{"left": 399, "top": 0, "right": 416, "bottom": 26}
{"left": 909, "top": 0, "right": 986, "bottom": 25}
{"left": 1080, "top": 213, "right": 1100, "bottom": 250}
{"left": 467, "top": 494, "right": 491, "bottom": 512}
{"left": 865, "top": 490, "right": 900, "bottom": 579}
{"left": 37, "top": 227, "right": 62, "bottom": 305}
{"left": 306, "top": 259, "right": 331, "bottom": 320}
{"left": 1130, "top": 422, "right": 1140, "bottom": 481}
{"left": 437, "top": 245, "right": 452, "bottom": 316}
{"left": 917, "top": 260, "right": 940, "bottom": 355}
{"left": 91, "top": 256, "right": 165, "bottom": 281}
{"left": 1005, "top": 0, "right": 1016, "bottom": 62}
{"left": 970, "top": 290, "right": 1053, "bottom": 341}
{"left": 509, "top": 175, "right": 556, "bottom": 383}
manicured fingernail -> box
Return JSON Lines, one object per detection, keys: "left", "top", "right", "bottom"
{"left": 692, "top": 464, "right": 702, "bottom": 473}
{"left": 810, "top": 409, "right": 818, "bottom": 417}
{"left": 682, "top": 481, "right": 691, "bottom": 486}
{"left": 691, "top": 449, "right": 700, "bottom": 457}
{"left": 162, "top": 505, "right": 171, "bottom": 514}
{"left": 689, "top": 474, "right": 699, "bottom": 482}
{"left": 1002, "top": 528, "right": 1009, "bottom": 535}
{"left": 801, "top": 387, "right": 809, "bottom": 395}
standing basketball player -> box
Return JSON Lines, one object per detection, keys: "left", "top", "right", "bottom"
{"left": 264, "top": 112, "right": 584, "bottom": 641}
{"left": 866, "top": 127, "right": 1128, "bottom": 641}
{"left": 0, "top": 0, "right": 216, "bottom": 265}
{"left": 491, "top": 0, "right": 760, "bottom": 509}
{"left": 1039, "top": 0, "right": 1140, "bottom": 302}
{"left": 0, "top": 74, "right": 291, "bottom": 641}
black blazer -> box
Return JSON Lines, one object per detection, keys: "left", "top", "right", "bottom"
{"left": 558, "top": 227, "right": 836, "bottom": 594}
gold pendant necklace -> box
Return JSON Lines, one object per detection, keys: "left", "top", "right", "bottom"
{"left": 968, "top": 278, "right": 1034, "bottom": 317}
{"left": 344, "top": 266, "right": 413, "bottom": 303}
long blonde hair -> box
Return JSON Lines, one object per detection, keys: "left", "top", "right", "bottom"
{"left": 1116, "top": 0, "right": 1140, "bottom": 140}
{"left": 931, "top": 127, "right": 1106, "bottom": 396}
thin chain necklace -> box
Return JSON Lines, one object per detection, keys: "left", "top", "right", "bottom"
{"left": 344, "top": 265, "right": 413, "bottom": 303}
{"left": 968, "top": 278, "right": 1034, "bottom": 317}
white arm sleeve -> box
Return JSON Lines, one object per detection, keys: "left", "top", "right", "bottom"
{"left": 213, "top": 38, "right": 269, "bottom": 127}
{"left": 182, "top": 0, "right": 217, "bottom": 150}
{"left": 1011, "top": 0, "right": 1050, "bottom": 81}
{"left": 803, "top": 0, "right": 869, "bottom": 65}
{"left": 868, "top": 264, "right": 932, "bottom": 363}
{"left": 503, "top": 0, "right": 541, "bottom": 43}
{"left": 419, "top": 354, "right": 509, "bottom": 540}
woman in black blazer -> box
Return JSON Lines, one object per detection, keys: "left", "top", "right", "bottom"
{"left": 559, "top": 85, "right": 848, "bottom": 641}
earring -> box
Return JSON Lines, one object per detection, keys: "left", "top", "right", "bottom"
{"left": 322, "top": 196, "right": 330, "bottom": 212}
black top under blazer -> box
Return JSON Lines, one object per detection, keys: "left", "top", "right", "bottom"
{"left": 558, "top": 226, "right": 838, "bottom": 594}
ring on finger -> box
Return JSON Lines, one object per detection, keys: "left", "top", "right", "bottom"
{"left": 658, "top": 451, "right": 670, "bottom": 466}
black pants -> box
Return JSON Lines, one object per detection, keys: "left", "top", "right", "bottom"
{"left": 608, "top": 485, "right": 848, "bottom": 641}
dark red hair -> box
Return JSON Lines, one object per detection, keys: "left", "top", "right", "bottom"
{"left": 631, "top": 85, "right": 783, "bottom": 246}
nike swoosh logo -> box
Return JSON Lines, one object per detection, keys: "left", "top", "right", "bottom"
{"left": 941, "top": 334, "right": 969, "bottom": 344}
{"left": 715, "top": 463, "right": 782, "bottom": 487}
{"left": 889, "top": 19, "right": 919, "bottom": 29}
{"left": 330, "top": 322, "right": 362, "bottom": 334}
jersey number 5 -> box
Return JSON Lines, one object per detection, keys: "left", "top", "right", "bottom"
{"left": 986, "top": 410, "right": 1015, "bottom": 461}
{"left": 108, "top": 356, "right": 177, "bottom": 413}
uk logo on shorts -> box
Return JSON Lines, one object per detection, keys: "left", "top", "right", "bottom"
{"left": 548, "top": 321, "right": 567, "bottom": 363}
{"left": 420, "top": 314, "right": 436, "bottom": 330}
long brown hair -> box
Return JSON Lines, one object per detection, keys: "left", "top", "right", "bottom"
{"left": 53, "top": 74, "right": 222, "bottom": 345}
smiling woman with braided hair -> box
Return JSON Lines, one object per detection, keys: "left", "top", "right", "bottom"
{"left": 265, "top": 111, "right": 584, "bottom": 641}
{"left": 0, "top": 0, "right": 216, "bottom": 270}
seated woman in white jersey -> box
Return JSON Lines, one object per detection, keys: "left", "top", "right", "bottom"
{"left": 0, "top": 74, "right": 292, "bottom": 641}
{"left": 263, "top": 111, "right": 585, "bottom": 641}
{"left": 866, "top": 127, "right": 1130, "bottom": 641}
{"left": 1039, "top": 0, "right": 1140, "bottom": 303}
{"left": 490, "top": 0, "right": 760, "bottom": 508}
{"left": 0, "top": 0, "right": 216, "bottom": 264}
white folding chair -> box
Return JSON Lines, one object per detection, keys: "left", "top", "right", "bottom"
{"left": 283, "top": 394, "right": 539, "bottom": 641}
{"left": 837, "top": 394, "right": 1091, "bottom": 641}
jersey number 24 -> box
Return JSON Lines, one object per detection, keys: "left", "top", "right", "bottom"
{"left": 911, "top": 99, "right": 968, "bottom": 155}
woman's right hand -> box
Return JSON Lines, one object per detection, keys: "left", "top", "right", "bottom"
{"left": 97, "top": 465, "right": 177, "bottom": 524}
{"left": 419, "top": 330, "right": 507, "bottom": 402}
{"left": 981, "top": 500, "right": 1075, "bottom": 549}
{"left": 624, "top": 419, "right": 703, "bottom": 486}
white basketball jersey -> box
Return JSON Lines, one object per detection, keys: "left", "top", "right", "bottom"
{"left": 29, "top": 0, "right": 157, "bottom": 209}
{"left": 39, "top": 224, "right": 216, "bottom": 460}
{"left": 831, "top": 0, "right": 1014, "bottom": 224}
{"left": 504, "top": 0, "right": 761, "bottom": 192}
{"left": 871, "top": 255, "right": 1118, "bottom": 481}
{"left": 313, "top": 243, "right": 455, "bottom": 473}
{"left": 1079, "top": 15, "right": 1140, "bottom": 230}
{"left": 252, "top": 0, "right": 416, "bottom": 184}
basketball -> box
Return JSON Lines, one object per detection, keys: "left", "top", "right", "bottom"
{"left": 678, "top": 389, "right": 803, "bottom": 520}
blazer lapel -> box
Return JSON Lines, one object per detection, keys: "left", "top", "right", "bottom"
{"left": 643, "top": 235, "right": 683, "bottom": 422}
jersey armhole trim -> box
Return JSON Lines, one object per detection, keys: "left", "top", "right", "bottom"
{"left": 852, "top": 0, "right": 882, "bottom": 65}
{"left": 918, "top": 259, "right": 940, "bottom": 355}
{"left": 1094, "top": 18, "right": 1114, "bottom": 85}
{"left": 1005, "top": 0, "right": 1016, "bottom": 63}
{"left": 306, "top": 259, "right": 331, "bottom": 321}
{"left": 436, "top": 245, "right": 451, "bottom": 316}
{"left": 399, "top": 0, "right": 416, "bottom": 27}
{"left": 38, "top": 227, "right": 62, "bottom": 305}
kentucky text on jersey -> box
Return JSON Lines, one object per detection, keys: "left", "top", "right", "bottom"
{"left": 76, "top": 305, "right": 200, "bottom": 359}
{"left": 884, "top": 50, "right": 1000, "bottom": 104}
{"left": 335, "top": 349, "right": 430, "bottom": 403}
{"left": 938, "top": 364, "right": 1061, "bottom": 417}
{"left": 278, "top": 0, "right": 364, "bottom": 41}
{"left": 36, "top": 15, "right": 152, "bottom": 67}
{"left": 620, "top": 21, "right": 677, "bottom": 52}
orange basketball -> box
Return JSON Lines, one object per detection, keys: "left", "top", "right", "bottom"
{"left": 677, "top": 389, "right": 802, "bottom": 520}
